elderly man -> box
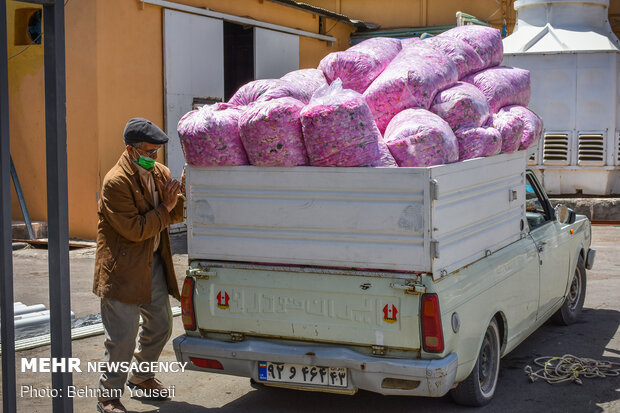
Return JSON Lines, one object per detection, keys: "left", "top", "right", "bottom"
{"left": 93, "top": 118, "right": 184, "bottom": 413}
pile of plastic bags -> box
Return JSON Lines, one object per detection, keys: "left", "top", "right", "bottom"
{"left": 178, "top": 25, "right": 543, "bottom": 168}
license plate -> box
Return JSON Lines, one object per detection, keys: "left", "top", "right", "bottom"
{"left": 258, "top": 362, "right": 348, "bottom": 388}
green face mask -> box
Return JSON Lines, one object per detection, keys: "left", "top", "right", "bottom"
{"left": 131, "top": 148, "right": 156, "bottom": 170}
{"left": 135, "top": 155, "right": 155, "bottom": 170}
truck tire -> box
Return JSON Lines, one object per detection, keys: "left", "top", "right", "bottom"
{"left": 552, "top": 255, "right": 587, "bottom": 326}
{"left": 450, "top": 318, "right": 500, "bottom": 407}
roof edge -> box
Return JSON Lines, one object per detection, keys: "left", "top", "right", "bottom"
{"left": 266, "top": 0, "right": 379, "bottom": 30}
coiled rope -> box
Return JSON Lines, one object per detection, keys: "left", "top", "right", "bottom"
{"left": 524, "top": 354, "right": 620, "bottom": 385}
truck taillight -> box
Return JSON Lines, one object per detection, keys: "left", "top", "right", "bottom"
{"left": 421, "top": 293, "right": 444, "bottom": 353}
{"left": 181, "top": 276, "right": 196, "bottom": 330}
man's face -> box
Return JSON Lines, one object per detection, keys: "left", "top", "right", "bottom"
{"left": 126, "top": 142, "right": 162, "bottom": 160}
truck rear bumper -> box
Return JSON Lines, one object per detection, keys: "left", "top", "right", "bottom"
{"left": 173, "top": 335, "right": 458, "bottom": 397}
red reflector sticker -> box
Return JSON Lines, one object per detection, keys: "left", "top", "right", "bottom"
{"left": 383, "top": 303, "right": 398, "bottom": 323}
{"left": 190, "top": 357, "right": 223, "bottom": 370}
{"left": 216, "top": 291, "right": 230, "bottom": 309}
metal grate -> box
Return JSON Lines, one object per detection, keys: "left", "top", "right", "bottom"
{"left": 617, "top": 132, "right": 620, "bottom": 165}
{"left": 578, "top": 134, "right": 605, "bottom": 166}
{"left": 542, "top": 133, "right": 569, "bottom": 166}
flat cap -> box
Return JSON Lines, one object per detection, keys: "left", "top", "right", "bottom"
{"left": 123, "top": 117, "right": 169, "bottom": 145}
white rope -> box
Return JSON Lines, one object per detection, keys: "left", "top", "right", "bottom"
{"left": 524, "top": 354, "right": 620, "bottom": 385}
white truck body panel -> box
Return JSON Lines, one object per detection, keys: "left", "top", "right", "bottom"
{"left": 187, "top": 151, "right": 527, "bottom": 279}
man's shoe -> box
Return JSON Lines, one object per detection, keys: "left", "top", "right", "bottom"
{"left": 96, "top": 399, "right": 127, "bottom": 413}
{"left": 127, "top": 378, "right": 170, "bottom": 401}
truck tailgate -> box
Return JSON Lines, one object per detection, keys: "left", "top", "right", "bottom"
{"left": 191, "top": 264, "right": 421, "bottom": 351}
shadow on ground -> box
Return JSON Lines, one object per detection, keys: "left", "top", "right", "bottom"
{"left": 136, "top": 308, "right": 619, "bottom": 413}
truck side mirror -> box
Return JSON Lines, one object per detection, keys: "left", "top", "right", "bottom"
{"left": 554, "top": 204, "right": 576, "bottom": 224}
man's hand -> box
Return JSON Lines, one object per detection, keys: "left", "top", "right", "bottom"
{"left": 161, "top": 179, "right": 181, "bottom": 212}
{"left": 181, "top": 168, "right": 186, "bottom": 197}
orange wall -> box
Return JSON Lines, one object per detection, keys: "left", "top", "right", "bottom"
{"left": 7, "top": 0, "right": 99, "bottom": 240}
{"left": 7, "top": 0, "right": 352, "bottom": 239}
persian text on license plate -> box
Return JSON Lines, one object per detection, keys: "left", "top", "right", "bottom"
{"left": 258, "top": 362, "right": 348, "bottom": 387}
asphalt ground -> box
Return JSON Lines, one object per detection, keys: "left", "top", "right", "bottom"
{"left": 4, "top": 226, "right": 619, "bottom": 412}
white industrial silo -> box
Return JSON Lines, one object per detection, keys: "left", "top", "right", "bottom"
{"left": 502, "top": 0, "right": 620, "bottom": 195}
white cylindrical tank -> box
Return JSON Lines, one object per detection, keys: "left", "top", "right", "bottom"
{"left": 503, "top": 0, "right": 620, "bottom": 195}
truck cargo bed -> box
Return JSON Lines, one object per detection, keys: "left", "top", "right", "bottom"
{"left": 187, "top": 151, "right": 527, "bottom": 279}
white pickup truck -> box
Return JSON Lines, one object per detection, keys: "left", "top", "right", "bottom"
{"left": 173, "top": 150, "right": 595, "bottom": 406}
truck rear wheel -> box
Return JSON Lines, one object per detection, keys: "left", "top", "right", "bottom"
{"left": 552, "top": 255, "right": 586, "bottom": 326}
{"left": 450, "top": 318, "right": 500, "bottom": 407}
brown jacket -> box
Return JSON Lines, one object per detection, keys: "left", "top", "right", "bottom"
{"left": 93, "top": 151, "right": 184, "bottom": 304}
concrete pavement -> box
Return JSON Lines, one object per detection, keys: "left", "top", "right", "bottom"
{"left": 6, "top": 226, "right": 620, "bottom": 412}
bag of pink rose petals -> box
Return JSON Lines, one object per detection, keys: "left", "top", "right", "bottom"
{"left": 318, "top": 37, "right": 402, "bottom": 94}
{"left": 454, "top": 126, "right": 502, "bottom": 160}
{"left": 300, "top": 79, "right": 384, "bottom": 166}
{"left": 439, "top": 25, "right": 503, "bottom": 69}
{"left": 277, "top": 69, "right": 328, "bottom": 104}
{"left": 425, "top": 35, "right": 485, "bottom": 79}
{"left": 238, "top": 97, "right": 309, "bottom": 166}
{"left": 177, "top": 104, "right": 248, "bottom": 167}
{"left": 462, "top": 66, "right": 531, "bottom": 114}
{"left": 228, "top": 79, "right": 282, "bottom": 106}
{"left": 498, "top": 105, "right": 544, "bottom": 150}
{"left": 383, "top": 108, "right": 459, "bottom": 167}
{"left": 363, "top": 45, "right": 458, "bottom": 133}
{"left": 490, "top": 110, "right": 525, "bottom": 153}
{"left": 430, "top": 81, "right": 490, "bottom": 131}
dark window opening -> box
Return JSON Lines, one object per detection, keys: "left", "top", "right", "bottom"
{"left": 14, "top": 8, "right": 42, "bottom": 46}
{"left": 224, "top": 22, "right": 254, "bottom": 102}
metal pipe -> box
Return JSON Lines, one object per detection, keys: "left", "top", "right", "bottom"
{"left": 10, "top": 155, "right": 35, "bottom": 239}
{"left": 0, "top": 0, "right": 17, "bottom": 410}
{"left": 140, "top": 0, "right": 337, "bottom": 43}
{"left": 43, "top": 1, "right": 74, "bottom": 412}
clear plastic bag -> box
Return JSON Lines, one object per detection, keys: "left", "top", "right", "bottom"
{"left": 363, "top": 45, "right": 459, "bottom": 133}
{"left": 383, "top": 108, "right": 459, "bottom": 167}
{"left": 454, "top": 126, "right": 502, "bottom": 160}
{"left": 177, "top": 104, "right": 248, "bottom": 166}
{"left": 300, "top": 79, "right": 383, "bottom": 166}
{"left": 318, "top": 37, "right": 402, "bottom": 94}
{"left": 430, "top": 81, "right": 490, "bottom": 130}
{"left": 238, "top": 97, "right": 309, "bottom": 166}
{"left": 462, "top": 66, "right": 531, "bottom": 114}
{"left": 439, "top": 25, "right": 503, "bottom": 69}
